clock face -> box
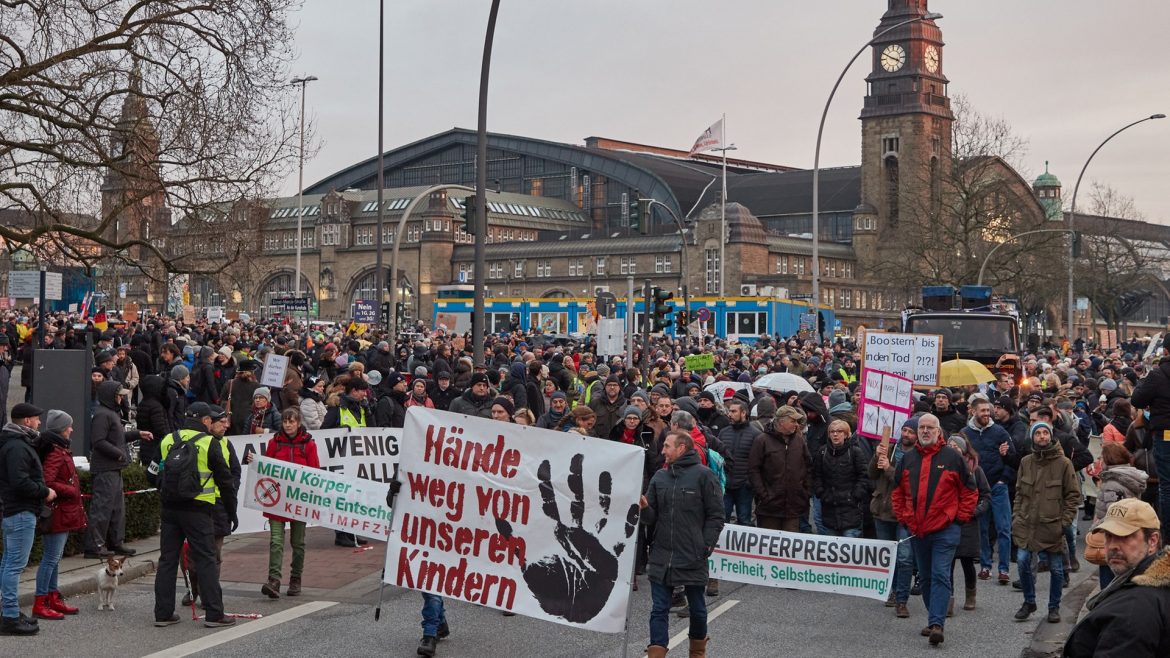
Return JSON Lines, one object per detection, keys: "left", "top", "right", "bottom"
{"left": 925, "top": 45, "right": 940, "bottom": 73}
{"left": 880, "top": 44, "right": 906, "bottom": 72}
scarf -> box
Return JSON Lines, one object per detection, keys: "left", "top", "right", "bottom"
{"left": 250, "top": 404, "right": 268, "bottom": 434}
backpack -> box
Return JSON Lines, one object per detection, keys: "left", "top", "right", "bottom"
{"left": 706, "top": 447, "right": 728, "bottom": 492}
{"left": 158, "top": 431, "right": 212, "bottom": 503}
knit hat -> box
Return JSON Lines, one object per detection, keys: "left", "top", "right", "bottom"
{"left": 386, "top": 372, "right": 406, "bottom": 389}
{"left": 948, "top": 434, "right": 968, "bottom": 454}
{"left": 414, "top": 366, "right": 428, "bottom": 378}
{"left": 1100, "top": 378, "right": 1118, "bottom": 393}
{"left": 1029, "top": 421, "right": 1053, "bottom": 439}
{"left": 492, "top": 396, "right": 515, "bottom": 417}
{"left": 698, "top": 391, "right": 717, "bottom": 404}
{"left": 44, "top": 409, "right": 73, "bottom": 434}
{"left": 604, "top": 375, "right": 621, "bottom": 386}
{"left": 901, "top": 416, "right": 919, "bottom": 432}
{"left": 596, "top": 364, "right": 610, "bottom": 378}
{"left": 218, "top": 345, "right": 233, "bottom": 358}
{"left": 170, "top": 364, "right": 190, "bottom": 381}
{"left": 253, "top": 386, "right": 272, "bottom": 402}
{"left": 630, "top": 390, "right": 651, "bottom": 405}
{"left": 551, "top": 391, "right": 567, "bottom": 401}
{"left": 469, "top": 372, "right": 490, "bottom": 388}
{"left": 994, "top": 395, "right": 1017, "bottom": 414}
{"left": 827, "top": 388, "right": 849, "bottom": 409}
{"left": 623, "top": 405, "right": 643, "bottom": 420}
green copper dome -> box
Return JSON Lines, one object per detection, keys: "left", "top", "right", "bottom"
{"left": 1033, "top": 161, "right": 1061, "bottom": 188}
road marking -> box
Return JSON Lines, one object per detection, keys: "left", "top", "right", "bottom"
{"left": 141, "top": 600, "right": 338, "bottom": 657}
{"left": 658, "top": 599, "right": 739, "bottom": 653}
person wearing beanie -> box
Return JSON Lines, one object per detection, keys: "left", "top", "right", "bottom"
{"left": 1011, "top": 420, "right": 1080, "bottom": 623}
{"left": 536, "top": 391, "right": 571, "bottom": 432}
{"left": 449, "top": 372, "right": 494, "bottom": 419}
{"left": 0, "top": 402, "right": 53, "bottom": 633}
{"left": 960, "top": 396, "right": 1017, "bottom": 585}
{"left": 750, "top": 395, "right": 778, "bottom": 433}
{"left": 695, "top": 390, "right": 730, "bottom": 434}
{"left": 249, "top": 387, "right": 279, "bottom": 434}
{"left": 588, "top": 374, "right": 628, "bottom": 440}
{"left": 31, "top": 409, "right": 86, "bottom": 620}
{"left": 489, "top": 396, "right": 516, "bottom": 423}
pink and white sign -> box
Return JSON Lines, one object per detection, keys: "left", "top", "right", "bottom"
{"left": 857, "top": 367, "right": 914, "bottom": 440}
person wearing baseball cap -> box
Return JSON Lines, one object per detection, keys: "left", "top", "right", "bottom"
{"left": 0, "top": 402, "right": 53, "bottom": 634}
{"left": 1063, "top": 498, "right": 1168, "bottom": 656}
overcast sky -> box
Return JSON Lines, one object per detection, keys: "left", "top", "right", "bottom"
{"left": 286, "top": 0, "right": 1170, "bottom": 221}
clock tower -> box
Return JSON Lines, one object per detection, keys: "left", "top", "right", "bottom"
{"left": 853, "top": 0, "right": 952, "bottom": 271}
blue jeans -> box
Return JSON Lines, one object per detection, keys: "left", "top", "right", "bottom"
{"left": 911, "top": 523, "right": 961, "bottom": 629}
{"left": 1018, "top": 548, "right": 1064, "bottom": 611}
{"left": 822, "top": 527, "right": 862, "bottom": 538}
{"left": 874, "top": 519, "right": 914, "bottom": 604}
{"left": 36, "top": 532, "right": 69, "bottom": 596}
{"left": 723, "top": 486, "right": 753, "bottom": 526}
{"left": 1155, "top": 430, "right": 1170, "bottom": 542}
{"left": 420, "top": 593, "right": 446, "bottom": 637}
{"left": 979, "top": 482, "right": 1012, "bottom": 574}
{"left": 1, "top": 512, "right": 36, "bottom": 618}
{"left": 649, "top": 581, "right": 706, "bottom": 647}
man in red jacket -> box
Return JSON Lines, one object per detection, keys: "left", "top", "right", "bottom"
{"left": 892, "top": 413, "right": 978, "bottom": 647}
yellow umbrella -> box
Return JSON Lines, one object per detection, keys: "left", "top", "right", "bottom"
{"left": 938, "top": 357, "right": 996, "bottom": 387}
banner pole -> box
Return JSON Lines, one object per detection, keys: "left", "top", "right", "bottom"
{"left": 620, "top": 506, "right": 644, "bottom": 658}
{"left": 375, "top": 442, "right": 401, "bottom": 621}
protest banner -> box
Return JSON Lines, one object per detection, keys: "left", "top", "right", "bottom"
{"left": 227, "top": 427, "right": 401, "bottom": 535}
{"left": 684, "top": 353, "right": 715, "bottom": 372}
{"left": 244, "top": 456, "right": 392, "bottom": 540}
{"left": 385, "top": 407, "right": 644, "bottom": 633}
{"left": 860, "top": 330, "right": 942, "bottom": 386}
{"left": 260, "top": 352, "right": 289, "bottom": 389}
{"left": 856, "top": 367, "right": 914, "bottom": 440}
{"left": 709, "top": 524, "right": 896, "bottom": 601}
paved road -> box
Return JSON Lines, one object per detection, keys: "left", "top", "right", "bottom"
{"left": 17, "top": 538, "right": 1094, "bottom": 658}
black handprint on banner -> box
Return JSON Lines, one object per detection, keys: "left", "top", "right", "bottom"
{"left": 504, "top": 453, "right": 639, "bottom": 624}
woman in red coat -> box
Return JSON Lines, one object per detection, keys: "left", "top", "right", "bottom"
{"left": 33, "top": 410, "right": 87, "bottom": 619}
{"left": 259, "top": 407, "right": 320, "bottom": 599}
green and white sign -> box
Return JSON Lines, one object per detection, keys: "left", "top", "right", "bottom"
{"left": 244, "top": 455, "right": 392, "bottom": 540}
{"left": 709, "top": 525, "right": 896, "bottom": 601}
{"left": 684, "top": 353, "right": 715, "bottom": 372}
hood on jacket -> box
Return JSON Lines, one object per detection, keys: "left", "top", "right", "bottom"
{"left": 674, "top": 396, "right": 700, "bottom": 418}
{"left": 97, "top": 379, "right": 122, "bottom": 410}
{"left": 1100, "top": 464, "right": 1149, "bottom": 495}
{"left": 797, "top": 391, "right": 829, "bottom": 424}
{"left": 140, "top": 374, "right": 167, "bottom": 401}
{"left": 668, "top": 448, "right": 702, "bottom": 475}
{"left": 1131, "top": 549, "right": 1170, "bottom": 589}
{"left": 508, "top": 362, "right": 526, "bottom": 382}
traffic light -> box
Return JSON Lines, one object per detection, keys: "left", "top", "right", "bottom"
{"left": 650, "top": 287, "right": 673, "bottom": 331}
{"left": 380, "top": 302, "right": 391, "bottom": 326}
{"left": 1071, "top": 231, "right": 1082, "bottom": 258}
{"left": 395, "top": 302, "right": 406, "bottom": 326}
{"left": 461, "top": 195, "right": 477, "bottom": 234}
{"left": 676, "top": 309, "right": 689, "bottom": 332}
{"left": 629, "top": 197, "right": 641, "bottom": 230}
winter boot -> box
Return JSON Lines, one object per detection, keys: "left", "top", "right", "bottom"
{"left": 261, "top": 577, "right": 280, "bottom": 599}
{"left": 706, "top": 578, "right": 719, "bottom": 597}
{"left": 1082, "top": 497, "right": 1096, "bottom": 521}
{"left": 947, "top": 597, "right": 954, "bottom": 617}
{"left": 417, "top": 636, "right": 438, "bottom": 657}
{"left": 286, "top": 576, "right": 302, "bottom": 596}
{"left": 0, "top": 616, "right": 38, "bottom": 636}
{"left": 963, "top": 587, "right": 977, "bottom": 610}
{"left": 48, "top": 592, "right": 79, "bottom": 615}
{"left": 1068, "top": 553, "right": 1081, "bottom": 573}
{"left": 32, "top": 595, "right": 64, "bottom": 620}
{"left": 688, "top": 637, "right": 709, "bottom": 658}
{"left": 646, "top": 646, "right": 668, "bottom": 658}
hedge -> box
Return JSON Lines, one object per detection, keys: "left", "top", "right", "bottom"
{"left": 0, "top": 463, "right": 161, "bottom": 565}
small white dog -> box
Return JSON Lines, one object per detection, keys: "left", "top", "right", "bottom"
{"left": 96, "top": 556, "right": 127, "bottom": 611}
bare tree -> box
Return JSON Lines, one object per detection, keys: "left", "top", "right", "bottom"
{"left": 870, "top": 95, "right": 1065, "bottom": 307}
{"left": 0, "top": 0, "right": 310, "bottom": 279}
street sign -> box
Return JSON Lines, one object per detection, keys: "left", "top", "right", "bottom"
{"left": 457, "top": 271, "right": 468, "bottom": 283}
{"left": 118, "top": 282, "right": 127, "bottom": 299}
{"left": 791, "top": 293, "right": 814, "bottom": 301}
{"left": 696, "top": 307, "right": 712, "bottom": 323}
{"left": 352, "top": 299, "right": 377, "bottom": 323}
{"left": 272, "top": 297, "right": 309, "bottom": 312}
{"left": 7, "top": 271, "right": 63, "bottom": 301}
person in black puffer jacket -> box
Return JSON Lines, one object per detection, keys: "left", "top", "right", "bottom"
{"left": 0, "top": 404, "right": 53, "bottom": 634}
{"left": 85, "top": 380, "right": 146, "bottom": 557}
{"left": 136, "top": 374, "right": 174, "bottom": 473}
{"left": 716, "top": 398, "right": 760, "bottom": 526}
{"left": 812, "top": 419, "right": 869, "bottom": 536}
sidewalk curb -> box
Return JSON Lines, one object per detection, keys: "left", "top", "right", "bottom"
{"left": 1019, "top": 570, "right": 1098, "bottom": 658}
{"left": 18, "top": 555, "right": 158, "bottom": 609}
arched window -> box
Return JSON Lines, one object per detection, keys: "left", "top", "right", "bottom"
{"left": 885, "top": 155, "right": 899, "bottom": 226}
{"left": 348, "top": 268, "right": 392, "bottom": 308}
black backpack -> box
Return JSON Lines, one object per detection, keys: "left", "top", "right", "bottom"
{"left": 159, "top": 431, "right": 212, "bottom": 503}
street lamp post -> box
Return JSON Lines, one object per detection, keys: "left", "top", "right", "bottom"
{"left": 290, "top": 74, "right": 318, "bottom": 324}
{"left": 472, "top": 0, "right": 502, "bottom": 368}
{"left": 1066, "top": 114, "right": 1165, "bottom": 342}
{"left": 812, "top": 12, "right": 942, "bottom": 340}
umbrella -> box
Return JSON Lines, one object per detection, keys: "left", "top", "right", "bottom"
{"left": 938, "top": 358, "right": 996, "bottom": 387}
{"left": 753, "top": 372, "right": 814, "bottom": 393}
{"left": 704, "top": 381, "right": 754, "bottom": 401}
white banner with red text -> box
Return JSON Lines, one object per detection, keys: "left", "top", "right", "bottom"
{"left": 384, "top": 407, "right": 645, "bottom": 633}
{"left": 227, "top": 427, "right": 400, "bottom": 535}
{"left": 709, "top": 525, "right": 896, "bottom": 601}
{"left": 243, "top": 456, "right": 392, "bottom": 540}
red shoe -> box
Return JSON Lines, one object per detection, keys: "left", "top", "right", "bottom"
{"left": 998, "top": 571, "right": 1011, "bottom": 585}
{"left": 978, "top": 568, "right": 991, "bottom": 581}
{"left": 33, "top": 595, "right": 65, "bottom": 620}
{"left": 48, "top": 591, "right": 79, "bottom": 615}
